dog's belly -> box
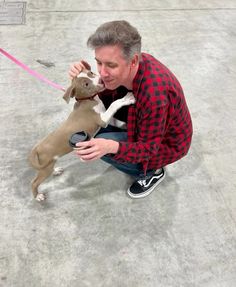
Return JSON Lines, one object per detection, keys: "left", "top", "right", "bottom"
{"left": 36, "top": 116, "right": 101, "bottom": 159}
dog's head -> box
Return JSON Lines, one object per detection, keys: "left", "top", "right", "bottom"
{"left": 63, "top": 68, "right": 105, "bottom": 103}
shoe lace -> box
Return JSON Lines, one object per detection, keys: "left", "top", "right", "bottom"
{"left": 137, "top": 169, "right": 164, "bottom": 188}
{"left": 137, "top": 179, "right": 147, "bottom": 186}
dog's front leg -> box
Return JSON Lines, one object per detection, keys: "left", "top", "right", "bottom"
{"left": 100, "top": 92, "right": 135, "bottom": 126}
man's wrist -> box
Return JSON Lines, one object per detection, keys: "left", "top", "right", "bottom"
{"left": 107, "top": 139, "right": 120, "bottom": 154}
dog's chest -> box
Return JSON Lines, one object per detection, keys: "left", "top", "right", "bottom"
{"left": 92, "top": 95, "right": 106, "bottom": 114}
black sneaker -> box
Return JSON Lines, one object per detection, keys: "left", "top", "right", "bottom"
{"left": 127, "top": 168, "right": 166, "bottom": 199}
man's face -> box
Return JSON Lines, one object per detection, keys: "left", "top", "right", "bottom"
{"left": 95, "top": 45, "right": 133, "bottom": 90}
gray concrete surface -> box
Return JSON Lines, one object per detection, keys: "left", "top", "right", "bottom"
{"left": 0, "top": 1, "right": 236, "bottom": 286}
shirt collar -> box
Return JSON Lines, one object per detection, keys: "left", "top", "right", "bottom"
{"left": 132, "top": 54, "right": 145, "bottom": 97}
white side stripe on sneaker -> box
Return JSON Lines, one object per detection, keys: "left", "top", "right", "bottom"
{"left": 138, "top": 173, "right": 163, "bottom": 188}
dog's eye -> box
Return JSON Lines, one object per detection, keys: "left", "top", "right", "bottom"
{"left": 83, "top": 79, "right": 91, "bottom": 87}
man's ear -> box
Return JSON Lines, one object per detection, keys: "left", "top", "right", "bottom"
{"left": 131, "top": 54, "right": 139, "bottom": 67}
{"left": 63, "top": 86, "right": 75, "bottom": 103}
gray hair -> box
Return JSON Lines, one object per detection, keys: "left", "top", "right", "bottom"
{"left": 87, "top": 20, "right": 142, "bottom": 61}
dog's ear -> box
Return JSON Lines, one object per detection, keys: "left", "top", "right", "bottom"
{"left": 81, "top": 60, "right": 91, "bottom": 71}
{"left": 63, "top": 86, "right": 75, "bottom": 103}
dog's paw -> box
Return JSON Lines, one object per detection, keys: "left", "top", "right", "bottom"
{"left": 36, "top": 193, "right": 46, "bottom": 202}
{"left": 53, "top": 167, "right": 64, "bottom": 176}
{"left": 122, "top": 92, "right": 136, "bottom": 105}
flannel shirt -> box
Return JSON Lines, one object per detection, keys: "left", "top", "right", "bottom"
{"left": 99, "top": 53, "right": 193, "bottom": 174}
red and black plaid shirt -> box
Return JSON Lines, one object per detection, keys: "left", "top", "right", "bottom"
{"left": 99, "top": 53, "right": 193, "bottom": 173}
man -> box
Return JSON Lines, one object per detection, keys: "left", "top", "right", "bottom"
{"left": 69, "top": 20, "right": 193, "bottom": 199}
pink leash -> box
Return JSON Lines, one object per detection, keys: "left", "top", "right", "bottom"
{"left": 0, "top": 48, "right": 65, "bottom": 92}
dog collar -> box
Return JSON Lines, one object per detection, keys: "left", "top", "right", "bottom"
{"left": 75, "top": 94, "right": 97, "bottom": 101}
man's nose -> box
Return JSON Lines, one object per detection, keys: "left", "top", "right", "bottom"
{"left": 99, "top": 65, "right": 109, "bottom": 77}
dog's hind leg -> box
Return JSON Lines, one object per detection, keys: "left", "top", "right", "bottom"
{"left": 31, "top": 161, "right": 56, "bottom": 201}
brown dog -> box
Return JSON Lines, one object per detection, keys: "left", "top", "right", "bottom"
{"left": 29, "top": 68, "right": 135, "bottom": 201}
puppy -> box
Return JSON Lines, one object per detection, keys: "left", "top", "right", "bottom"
{"left": 29, "top": 68, "right": 135, "bottom": 201}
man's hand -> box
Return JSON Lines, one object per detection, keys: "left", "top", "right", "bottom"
{"left": 68, "top": 60, "right": 91, "bottom": 79}
{"left": 74, "top": 138, "right": 119, "bottom": 161}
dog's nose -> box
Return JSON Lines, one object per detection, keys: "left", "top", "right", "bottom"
{"left": 98, "top": 78, "right": 105, "bottom": 90}
{"left": 98, "top": 78, "right": 104, "bottom": 85}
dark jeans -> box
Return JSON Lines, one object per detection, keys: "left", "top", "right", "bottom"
{"left": 95, "top": 125, "right": 155, "bottom": 179}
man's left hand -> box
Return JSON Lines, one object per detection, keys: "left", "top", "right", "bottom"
{"left": 75, "top": 138, "right": 119, "bottom": 161}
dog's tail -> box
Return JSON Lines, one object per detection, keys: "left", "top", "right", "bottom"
{"left": 28, "top": 148, "right": 53, "bottom": 170}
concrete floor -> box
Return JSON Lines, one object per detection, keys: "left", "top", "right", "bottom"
{"left": 0, "top": 1, "right": 236, "bottom": 286}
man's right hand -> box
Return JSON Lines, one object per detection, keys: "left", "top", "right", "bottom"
{"left": 68, "top": 60, "right": 91, "bottom": 79}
